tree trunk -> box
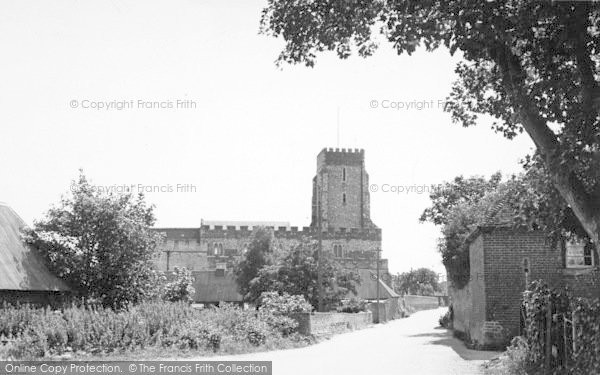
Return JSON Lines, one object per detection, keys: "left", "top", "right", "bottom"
{"left": 497, "top": 47, "right": 600, "bottom": 248}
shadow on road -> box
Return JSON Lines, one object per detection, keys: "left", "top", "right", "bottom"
{"left": 409, "top": 328, "right": 501, "bottom": 361}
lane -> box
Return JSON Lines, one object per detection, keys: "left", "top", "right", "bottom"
{"left": 206, "top": 308, "right": 500, "bottom": 375}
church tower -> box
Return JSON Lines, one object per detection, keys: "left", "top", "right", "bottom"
{"left": 311, "top": 148, "right": 377, "bottom": 230}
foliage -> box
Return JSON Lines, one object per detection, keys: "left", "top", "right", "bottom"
{"left": 421, "top": 173, "right": 520, "bottom": 288}
{"left": 496, "top": 336, "right": 531, "bottom": 375}
{"left": 571, "top": 297, "right": 600, "bottom": 374}
{"left": 420, "top": 173, "right": 502, "bottom": 226}
{"left": 393, "top": 268, "right": 441, "bottom": 296}
{"left": 246, "top": 239, "right": 361, "bottom": 311}
{"left": 260, "top": 0, "right": 600, "bottom": 254}
{"left": 234, "top": 227, "right": 275, "bottom": 300}
{"left": 162, "top": 267, "right": 195, "bottom": 303}
{"left": 520, "top": 281, "right": 600, "bottom": 374}
{"left": 337, "top": 298, "right": 367, "bottom": 313}
{"left": 22, "top": 171, "right": 162, "bottom": 308}
{"left": 438, "top": 306, "right": 453, "bottom": 329}
{"left": 522, "top": 281, "right": 571, "bottom": 373}
{"left": 258, "top": 292, "right": 312, "bottom": 336}
{"left": 0, "top": 300, "right": 311, "bottom": 360}
{"left": 258, "top": 292, "right": 313, "bottom": 315}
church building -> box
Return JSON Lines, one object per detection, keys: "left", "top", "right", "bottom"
{"left": 153, "top": 148, "right": 393, "bottom": 304}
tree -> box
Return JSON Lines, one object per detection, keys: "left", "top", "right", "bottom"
{"left": 23, "top": 172, "right": 162, "bottom": 308}
{"left": 422, "top": 174, "right": 525, "bottom": 288}
{"left": 420, "top": 172, "right": 503, "bottom": 226}
{"left": 246, "top": 239, "right": 361, "bottom": 310}
{"left": 233, "top": 227, "right": 275, "bottom": 299}
{"left": 394, "top": 268, "right": 441, "bottom": 296}
{"left": 421, "top": 173, "right": 510, "bottom": 287}
{"left": 162, "top": 267, "right": 196, "bottom": 303}
{"left": 260, "top": 1, "right": 600, "bottom": 250}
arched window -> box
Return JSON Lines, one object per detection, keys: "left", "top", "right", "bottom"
{"left": 333, "top": 244, "right": 344, "bottom": 258}
{"left": 342, "top": 167, "right": 346, "bottom": 181}
{"left": 342, "top": 193, "right": 347, "bottom": 205}
{"left": 218, "top": 243, "right": 224, "bottom": 256}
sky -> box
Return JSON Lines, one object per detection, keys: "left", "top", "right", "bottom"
{"left": 0, "top": 0, "right": 536, "bottom": 276}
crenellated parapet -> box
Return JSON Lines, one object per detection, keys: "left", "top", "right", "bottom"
{"left": 317, "top": 147, "right": 365, "bottom": 168}
{"left": 197, "top": 224, "right": 381, "bottom": 241}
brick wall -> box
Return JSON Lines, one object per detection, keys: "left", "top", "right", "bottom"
{"left": 482, "top": 228, "right": 563, "bottom": 337}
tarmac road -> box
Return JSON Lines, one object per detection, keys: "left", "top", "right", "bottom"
{"left": 208, "top": 307, "right": 501, "bottom": 375}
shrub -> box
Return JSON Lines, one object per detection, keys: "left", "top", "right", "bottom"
{"left": 258, "top": 292, "right": 312, "bottom": 336}
{"left": 259, "top": 292, "right": 312, "bottom": 314}
{"left": 0, "top": 300, "right": 300, "bottom": 359}
{"left": 337, "top": 298, "right": 367, "bottom": 313}
{"left": 162, "top": 267, "right": 195, "bottom": 303}
{"left": 503, "top": 336, "right": 531, "bottom": 375}
{"left": 439, "top": 306, "right": 453, "bottom": 328}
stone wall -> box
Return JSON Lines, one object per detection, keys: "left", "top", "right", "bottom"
{"left": 291, "top": 311, "right": 372, "bottom": 335}
{"left": 154, "top": 226, "right": 386, "bottom": 275}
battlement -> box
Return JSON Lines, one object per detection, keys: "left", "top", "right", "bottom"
{"left": 199, "top": 224, "right": 381, "bottom": 240}
{"left": 317, "top": 147, "right": 365, "bottom": 168}
{"left": 322, "top": 147, "right": 364, "bottom": 154}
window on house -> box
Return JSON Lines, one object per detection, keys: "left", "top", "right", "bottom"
{"left": 215, "top": 263, "right": 226, "bottom": 277}
{"left": 566, "top": 241, "right": 594, "bottom": 268}
{"left": 333, "top": 244, "right": 344, "bottom": 258}
{"left": 212, "top": 243, "right": 223, "bottom": 256}
{"left": 185, "top": 240, "right": 190, "bottom": 247}
{"left": 342, "top": 193, "right": 347, "bottom": 205}
{"left": 342, "top": 168, "right": 346, "bottom": 182}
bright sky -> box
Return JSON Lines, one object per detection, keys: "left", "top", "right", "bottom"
{"left": 0, "top": 0, "right": 535, "bottom": 276}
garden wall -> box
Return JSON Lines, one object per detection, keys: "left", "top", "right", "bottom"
{"left": 291, "top": 311, "right": 372, "bottom": 335}
{"left": 403, "top": 295, "right": 441, "bottom": 312}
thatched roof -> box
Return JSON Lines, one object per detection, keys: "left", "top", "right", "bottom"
{"left": 0, "top": 203, "right": 70, "bottom": 291}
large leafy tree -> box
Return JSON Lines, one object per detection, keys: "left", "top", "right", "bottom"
{"left": 234, "top": 227, "right": 275, "bottom": 299}
{"left": 261, "top": 1, "right": 600, "bottom": 248}
{"left": 246, "top": 239, "right": 361, "bottom": 310}
{"left": 23, "top": 172, "right": 162, "bottom": 307}
{"left": 393, "top": 268, "right": 441, "bottom": 296}
{"left": 420, "top": 172, "right": 502, "bottom": 226}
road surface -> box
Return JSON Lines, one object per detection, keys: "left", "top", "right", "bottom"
{"left": 210, "top": 308, "right": 501, "bottom": 375}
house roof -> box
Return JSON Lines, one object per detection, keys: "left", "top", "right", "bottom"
{"left": 355, "top": 269, "right": 399, "bottom": 300}
{"left": 189, "top": 270, "right": 243, "bottom": 302}
{"left": 0, "top": 203, "right": 70, "bottom": 292}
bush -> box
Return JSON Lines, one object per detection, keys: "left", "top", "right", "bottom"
{"left": 503, "top": 336, "right": 531, "bottom": 375}
{"left": 0, "top": 300, "right": 307, "bottom": 359}
{"left": 337, "top": 298, "right": 367, "bottom": 313}
{"left": 162, "top": 267, "right": 195, "bottom": 303}
{"left": 258, "top": 292, "right": 312, "bottom": 336}
{"left": 439, "top": 306, "right": 453, "bottom": 328}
